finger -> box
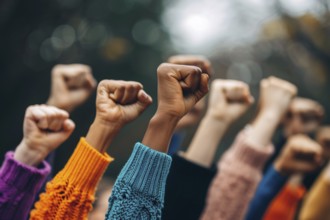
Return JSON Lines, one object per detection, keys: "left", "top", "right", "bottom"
{"left": 224, "top": 83, "right": 249, "bottom": 103}
{"left": 168, "top": 55, "right": 212, "bottom": 75}
{"left": 180, "top": 68, "right": 201, "bottom": 92}
{"left": 293, "top": 161, "right": 320, "bottom": 173}
{"left": 48, "top": 108, "right": 69, "bottom": 131}
{"left": 121, "top": 82, "right": 143, "bottom": 104}
{"left": 62, "top": 119, "right": 75, "bottom": 132}
{"left": 198, "top": 73, "right": 210, "bottom": 97}
{"left": 48, "top": 119, "right": 75, "bottom": 146}
{"left": 133, "top": 89, "right": 153, "bottom": 114}
{"left": 26, "top": 105, "right": 46, "bottom": 122}
{"left": 36, "top": 107, "right": 53, "bottom": 129}
{"left": 185, "top": 73, "right": 209, "bottom": 109}
{"left": 84, "top": 71, "right": 97, "bottom": 89}
{"left": 109, "top": 85, "right": 125, "bottom": 103}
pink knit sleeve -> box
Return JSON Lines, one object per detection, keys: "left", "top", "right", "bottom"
{"left": 200, "top": 127, "right": 274, "bottom": 220}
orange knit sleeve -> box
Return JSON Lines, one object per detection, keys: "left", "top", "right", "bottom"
{"left": 30, "top": 138, "right": 113, "bottom": 220}
{"left": 263, "top": 184, "right": 306, "bottom": 220}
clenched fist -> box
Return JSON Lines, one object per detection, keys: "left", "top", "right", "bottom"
{"left": 259, "top": 76, "right": 297, "bottom": 117}
{"left": 14, "top": 105, "right": 75, "bottom": 166}
{"left": 156, "top": 63, "right": 209, "bottom": 119}
{"left": 86, "top": 80, "right": 152, "bottom": 152}
{"left": 167, "top": 55, "right": 211, "bottom": 131}
{"left": 95, "top": 80, "right": 152, "bottom": 127}
{"left": 47, "top": 64, "right": 97, "bottom": 112}
{"left": 283, "top": 97, "right": 324, "bottom": 137}
{"left": 274, "top": 135, "right": 323, "bottom": 175}
{"left": 142, "top": 63, "right": 210, "bottom": 152}
{"left": 206, "top": 79, "right": 254, "bottom": 123}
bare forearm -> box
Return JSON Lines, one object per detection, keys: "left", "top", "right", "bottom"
{"left": 247, "top": 110, "right": 282, "bottom": 147}
{"left": 86, "top": 119, "right": 120, "bottom": 153}
{"left": 142, "top": 113, "right": 179, "bottom": 153}
{"left": 184, "top": 116, "right": 229, "bottom": 168}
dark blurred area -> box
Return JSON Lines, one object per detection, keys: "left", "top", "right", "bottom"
{"left": 0, "top": 0, "right": 330, "bottom": 177}
{"left": 0, "top": 0, "right": 174, "bottom": 176}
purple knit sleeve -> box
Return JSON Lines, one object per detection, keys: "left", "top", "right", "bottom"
{"left": 200, "top": 127, "right": 274, "bottom": 220}
{"left": 0, "top": 151, "right": 50, "bottom": 220}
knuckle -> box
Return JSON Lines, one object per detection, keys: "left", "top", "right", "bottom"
{"left": 157, "top": 63, "right": 170, "bottom": 74}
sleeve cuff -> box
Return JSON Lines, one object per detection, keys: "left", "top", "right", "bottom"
{"left": 57, "top": 138, "right": 113, "bottom": 190}
{"left": 220, "top": 128, "right": 274, "bottom": 171}
{"left": 0, "top": 151, "right": 51, "bottom": 193}
{"left": 117, "top": 143, "right": 172, "bottom": 201}
{"left": 264, "top": 165, "right": 288, "bottom": 189}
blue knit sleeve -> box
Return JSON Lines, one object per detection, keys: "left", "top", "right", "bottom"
{"left": 105, "top": 143, "right": 172, "bottom": 220}
{"left": 244, "top": 165, "right": 288, "bottom": 220}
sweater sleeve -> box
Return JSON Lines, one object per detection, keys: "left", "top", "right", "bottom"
{"left": 105, "top": 142, "right": 172, "bottom": 220}
{"left": 201, "top": 128, "right": 274, "bottom": 220}
{"left": 162, "top": 154, "right": 216, "bottom": 220}
{"left": 30, "top": 138, "right": 112, "bottom": 220}
{"left": 0, "top": 151, "right": 50, "bottom": 220}
{"left": 299, "top": 174, "right": 330, "bottom": 220}
{"left": 245, "top": 166, "right": 288, "bottom": 220}
{"left": 263, "top": 184, "right": 306, "bottom": 220}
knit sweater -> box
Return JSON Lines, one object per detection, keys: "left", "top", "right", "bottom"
{"left": 162, "top": 154, "right": 216, "bottom": 220}
{"left": 245, "top": 166, "right": 288, "bottom": 220}
{"left": 299, "top": 173, "right": 330, "bottom": 220}
{"left": 0, "top": 151, "right": 50, "bottom": 220}
{"left": 201, "top": 128, "right": 274, "bottom": 220}
{"left": 263, "top": 184, "right": 306, "bottom": 220}
{"left": 105, "top": 142, "right": 172, "bottom": 220}
{"left": 30, "top": 138, "right": 112, "bottom": 220}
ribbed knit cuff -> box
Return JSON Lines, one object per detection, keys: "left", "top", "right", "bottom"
{"left": 221, "top": 129, "right": 274, "bottom": 171}
{"left": 118, "top": 143, "right": 172, "bottom": 201}
{"left": 0, "top": 151, "right": 51, "bottom": 193}
{"left": 58, "top": 138, "right": 113, "bottom": 190}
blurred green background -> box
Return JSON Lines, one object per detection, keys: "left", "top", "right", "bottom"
{"left": 0, "top": 0, "right": 329, "bottom": 177}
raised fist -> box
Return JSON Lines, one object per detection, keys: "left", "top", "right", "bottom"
{"left": 14, "top": 105, "right": 75, "bottom": 166}
{"left": 206, "top": 79, "right": 254, "bottom": 123}
{"left": 167, "top": 55, "right": 211, "bottom": 131}
{"left": 167, "top": 55, "right": 212, "bottom": 75}
{"left": 94, "top": 80, "right": 152, "bottom": 128}
{"left": 47, "top": 64, "right": 97, "bottom": 112}
{"left": 259, "top": 76, "right": 297, "bottom": 117}
{"left": 156, "top": 63, "right": 209, "bottom": 119}
{"left": 274, "top": 135, "right": 323, "bottom": 175}
{"left": 283, "top": 97, "right": 324, "bottom": 137}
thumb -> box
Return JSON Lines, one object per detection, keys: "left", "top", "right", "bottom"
{"left": 186, "top": 73, "right": 209, "bottom": 109}
{"left": 132, "top": 90, "right": 153, "bottom": 115}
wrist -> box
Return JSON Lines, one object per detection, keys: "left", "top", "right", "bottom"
{"left": 46, "top": 97, "right": 72, "bottom": 112}
{"left": 205, "top": 111, "right": 232, "bottom": 125}
{"left": 86, "top": 119, "right": 121, "bottom": 153}
{"left": 14, "top": 140, "right": 45, "bottom": 167}
{"left": 142, "top": 112, "right": 179, "bottom": 153}
{"left": 259, "top": 108, "right": 284, "bottom": 121}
